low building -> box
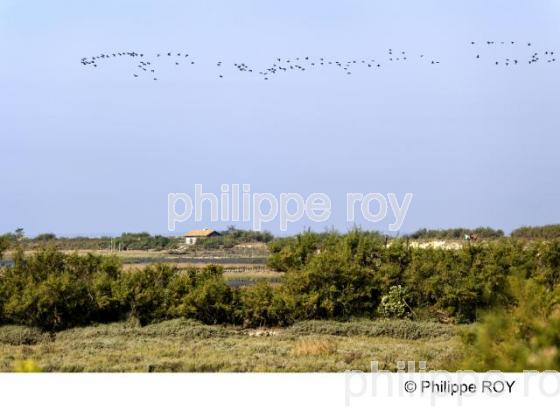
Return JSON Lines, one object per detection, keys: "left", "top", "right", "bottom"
{"left": 184, "top": 229, "right": 220, "bottom": 245}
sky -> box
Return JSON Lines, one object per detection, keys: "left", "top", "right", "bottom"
{"left": 1, "top": 0, "right": 559, "bottom": 236}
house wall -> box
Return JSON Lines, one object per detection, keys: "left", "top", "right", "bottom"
{"left": 185, "top": 237, "right": 197, "bottom": 245}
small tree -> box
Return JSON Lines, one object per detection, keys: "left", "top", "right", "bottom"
{"left": 14, "top": 228, "right": 24, "bottom": 241}
{"left": 35, "top": 233, "right": 57, "bottom": 242}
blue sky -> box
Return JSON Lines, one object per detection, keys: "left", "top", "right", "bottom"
{"left": 1, "top": 0, "right": 559, "bottom": 236}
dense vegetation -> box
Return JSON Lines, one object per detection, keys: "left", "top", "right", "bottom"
{"left": 0, "top": 235, "right": 9, "bottom": 259}
{"left": 3, "top": 224, "right": 559, "bottom": 253}
{"left": 407, "top": 227, "right": 505, "bottom": 240}
{"left": 192, "top": 226, "right": 273, "bottom": 250}
{"left": 511, "top": 224, "right": 560, "bottom": 240}
{"left": 1, "top": 231, "right": 559, "bottom": 328}
{"left": 0, "top": 318, "right": 461, "bottom": 372}
{"left": 0, "top": 231, "right": 179, "bottom": 251}
{"left": 462, "top": 277, "right": 560, "bottom": 371}
{"left": 0, "top": 227, "right": 272, "bottom": 252}
{"left": 1, "top": 228, "right": 559, "bottom": 370}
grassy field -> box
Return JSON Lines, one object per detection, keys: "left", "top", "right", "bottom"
{"left": 0, "top": 319, "right": 464, "bottom": 372}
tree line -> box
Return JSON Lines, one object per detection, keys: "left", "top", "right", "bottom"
{"left": 0, "top": 227, "right": 273, "bottom": 252}
{"left": 1, "top": 230, "right": 559, "bottom": 331}
{"left": 2, "top": 224, "right": 560, "bottom": 253}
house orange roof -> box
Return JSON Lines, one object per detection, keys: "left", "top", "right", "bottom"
{"left": 184, "top": 229, "right": 219, "bottom": 237}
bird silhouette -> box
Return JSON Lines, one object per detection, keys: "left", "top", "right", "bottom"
{"left": 80, "top": 42, "right": 554, "bottom": 81}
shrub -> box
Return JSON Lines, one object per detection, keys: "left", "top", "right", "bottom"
{"left": 179, "top": 265, "right": 236, "bottom": 324}
{"left": 0, "top": 248, "right": 125, "bottom": 330}
{"left": 2, "top": 234, "right": 560, "bottom": 339}
{"left": 287, "top": 319, "right": 457, "bottom": 340}
{"left": 408, "top": 227, "right": 504, "bottom": 240}
{"left": 267, "top": 231, "right": 337, "bottom": 272}
{"left": 117, "top": 264, "right": 180, "bottom": 326}
{"left": 0, "top": 325, "right": 46, "bottom": 345}
{"left": 34, "top": 233, "right": 56, "bottom": 241}
{"left": 117, "top": 232, "right": 175, "bottom": 251}
{"left": 378, "top": 285, "right": 410, "bottom": 319}
{"left": 0, "top": 235, "right": 10, "bottom": 258}
{"left": 0, "top": 248, "right": 99, "bottom": 330}
{"left": 462, "top": 278, "right": 560, "bottom": 371}
{"left": 192, "top": 227, "right": 274, "bottom": 250}
{"left": 239, "top": 280, "right": 292, "bottom": 327}
{"left": 511, "top": 224, "right": 560, "bottom": 240}
{"left": 281, "top": 231, "right": 384, "bottom": 320}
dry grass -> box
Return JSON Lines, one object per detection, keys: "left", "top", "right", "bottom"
{"left": 0, "top": 319, "right": 464, "bottom": 372}
{"left": 292, "top": 338, "right": 338, "bottom": 356}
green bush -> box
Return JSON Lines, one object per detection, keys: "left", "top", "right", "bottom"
{"left": 34, "top": 233, "right": 57, "bottom": 242}
{"left": 511, "top": 224, "right": 560, "bottom": 240}
{"left": 379, "top": 285, "right": 410, "bottom": 319}
{"left": 117, "top": 264, "right": 180, "bottom": 326}
{"left": 2, "top": 235, "right": 560, "bottom": 344}
{"left": 462, "top": 277, "right": 560, "bottom": 371}
{"left": 267, "top": 231, "right": 324, "bottom": 272}
{"left": 0, "top": 248, "right": 127, "bottom": 330}
{"left": 239, "top": 280, "right": 292, "bottom": 327}
{"left": 192, "top": 227, "right": 274, "bottom": 250}
{"left": 281, "top": 231, "right": 383, "bottom": 320}
{"left": 0, "top": 249, "right": 98, "bottom": 330}
{"left": 408, "top": 227, "right": 504, "bottom": 240}
{"left": 0, "top": 235, "right": 10, "bottom": 259}
{"left": 179, "top": 265, "right": 236, "bottom": 324}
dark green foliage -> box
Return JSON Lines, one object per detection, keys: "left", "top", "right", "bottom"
{"left": 403, "top": 243, "right": 512, "bottom": 322}
{"left": 193, "top": 227, "right": 274, "bottom": 250}
{"left": 117, "top": 264, "right": 180, "bottom": 325}
{"left": 462, "top": 277, "right": 560, "bottom": 370}
{"left": 287, "top": 319, "right": 457, "bottom": 340}
{"left": 0, "top": 248, "right": 99, "bottom": 330}
{"left": 117, "top": 264, "right": 237, "bottom": 326}
{"left": 267, "top": 231, "right": 334, "bottom": 272}
{"left": 281, "top": 231, "right": 383, "bottom": 320}
{"left": 117, "top": 232, "right": 176, "bottom": 251}
{"left": 408, "top": 227, "right": 504, "bottom": 240}
{"left": 196, "top": 235, "right": 237, "bottom": 249}
{"left": 34, "top": 233, "right": 56, "bottom": 241}
{"left": 0, "top": 228, "right": 273, "bottom": 252}
{"left": 511, "top": 224, "right": 560, "bottom": 240}
{"left": 222, "top": 226, "right": 273, "bottom": 243}
{"left": 0, "top": 235, "right": 9, "bottom": 259}
{"left": 2, "top": 234, "right": 560, "bottom": 341}
{"left": 239, "top": 280, "right": 292, "bottom": 327}
{"left": 0, "top": 232, "right": 180, "bottom": 252}
{"left": 269, "top": 230, "right": 560, "bottom": 324}
{"left": 179, "top": 265, "right": 236, "bottom": 324}
{"left": 533, "top": 240, "right": 560, "bottom": 289}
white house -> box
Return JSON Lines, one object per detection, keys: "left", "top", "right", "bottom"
{"left": 184, "top": 229, "right": 220, "bottom": 245}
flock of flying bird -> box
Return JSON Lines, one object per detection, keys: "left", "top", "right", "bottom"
{"left": 80, "top": 41, "right": 557, "bottom": 81}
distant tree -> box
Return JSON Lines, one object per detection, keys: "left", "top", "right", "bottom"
{"left": 511, "top": 224, "right": 560, "bottom": 240}
{"left": 35, "top": 233, "right": 57, "bottom": 241}
{"left": 0, "top": 235, "right": 9, "bottom": 259}
{"left": 14, "top": 228, "right": 24, "bottom": 241}
{"left": 407, "top": 227, "right": 504, "bottom": 240}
